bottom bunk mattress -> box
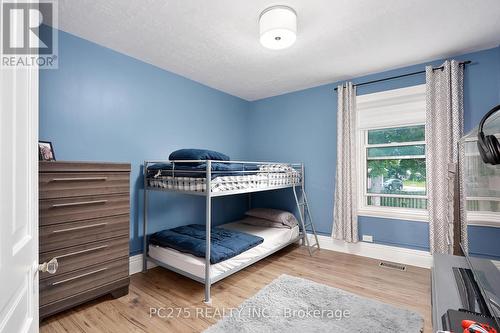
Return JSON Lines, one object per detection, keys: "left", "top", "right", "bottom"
{"left": 148, "top": 222, "right": 300, "bottom": 280}
{"left": 149, "top": 224, "right": 264, "bottom": 264}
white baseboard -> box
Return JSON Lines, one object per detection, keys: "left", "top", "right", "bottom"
{"left": 129, "top": 236, "right": 433, "bottom": 276}
{"left": 308, "top": 234, "right": 433, "bottom": 269}
{"left": 129, "top": 254, "right": 156, "bottom": 275}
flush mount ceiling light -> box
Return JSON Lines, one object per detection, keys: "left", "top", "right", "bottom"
{"left": 259, "top": 5, "right": 297, "bottom": 50}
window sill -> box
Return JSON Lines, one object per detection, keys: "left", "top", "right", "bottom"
{"left": 467, "top": 212, "right": 500, "bottom": 228}
{"left": 357, "top": 207, "right": 428, "bottom": 222}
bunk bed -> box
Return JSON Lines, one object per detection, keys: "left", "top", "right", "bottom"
{"left": 142, "top": 159, "right": 319, "bottom": 303}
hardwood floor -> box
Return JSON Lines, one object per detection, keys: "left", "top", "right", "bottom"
{"left": 40, "top": 245, "right": 432, "bottom": 333}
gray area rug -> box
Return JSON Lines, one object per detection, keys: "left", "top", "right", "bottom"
{"left": 204, "top": 274, "right": 423, "bottom": 333}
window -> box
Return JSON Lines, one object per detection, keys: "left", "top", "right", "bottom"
{"left": 461, "top": 134, "right": 500, "bottom": 227}
{"left": 356, "top": 85, "right": 428, "bottom": 221}
{"left": 364, "top": 125, "right": 427, "bottom": 207}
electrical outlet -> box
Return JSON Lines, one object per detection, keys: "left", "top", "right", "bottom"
{"left": 362, "top": 234, "right": 373, "bottom": 242}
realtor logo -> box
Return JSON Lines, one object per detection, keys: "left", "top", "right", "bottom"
{"left": 1, "top": 0, "right": 57, "bottom": 68}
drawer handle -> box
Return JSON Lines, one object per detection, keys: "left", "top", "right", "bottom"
{"left": 55, "top": 245, "right": 108, "bottom": 259}
{"left": 52, "top": 267, "right": 107, "bottom": 286}
{"left": 52, "top": 222, "right": 108, "bottom": 234}
{"left": 51, "top": 177, "right": 108, "bottom": 182}
{"left": 51, "top": 200, "right": 108, "bottom": 208}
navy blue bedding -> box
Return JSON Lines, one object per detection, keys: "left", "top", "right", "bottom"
{"left": 169, "top": 149, "right": 230, "bottom": 163}
{"left": 149, "top": 224, "right": 264, "bottom": 264}
{"left": 147, "top": 162, "right": 260, "bottom": 178}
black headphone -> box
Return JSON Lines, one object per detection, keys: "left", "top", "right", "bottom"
{"left": 477, "top": 104, "right": 500, "bottom": 165}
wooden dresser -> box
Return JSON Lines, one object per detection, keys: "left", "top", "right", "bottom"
{"left": 39, "top": 161, "right": 131, "bottom": 319}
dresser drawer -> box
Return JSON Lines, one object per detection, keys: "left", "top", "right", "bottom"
{"left": 40, "top": 161, "right": 130, "bottom": 173}
{"left": 40, "top": 172, "right": 130, "bottom": 199}
{"left": 39, "top": 237, "right": 129, "bottom": 280}
{"left": 40, "top": 194, "right": 129, "bottom": 226}
{"left": 39, "top": 278, "right": 129, "bottom": 320}
{"left": 40, "top": 258, "right": 129, "bottom": 306}
{"left": 40, "top": 214, "right": 129, "bottom": 253}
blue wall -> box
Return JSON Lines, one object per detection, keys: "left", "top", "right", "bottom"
{"left": 247, "top": 46, "right": 500, "bottom": 257}
{"left": 40, "top": 28, "right": 500, "bottom": 259}
{"left": 39, "top": 30, "right": 251, "bottom": 255}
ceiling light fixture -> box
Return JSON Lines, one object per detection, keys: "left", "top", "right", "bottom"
{"left": 259, "top": 5, "right": 297, "bottom": 50}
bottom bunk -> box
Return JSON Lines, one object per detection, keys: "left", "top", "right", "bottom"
{"left": 147, "top": 220, "right": 301, "bottom": 282}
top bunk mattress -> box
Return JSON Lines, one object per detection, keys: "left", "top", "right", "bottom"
{"left": 147, "top": 163, "right": 301, "bottom": 193}
{"left": 148, "top": 221, "right": 300, "bottom": 280}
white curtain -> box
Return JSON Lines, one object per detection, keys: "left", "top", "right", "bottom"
{"left": 333, "top": 82, "right": 358, "bottom": 243}
{"left": 426, "top": 60, "right": 464, "bottom": 254}
{"left": 458, "top": 140, "right": 468, "bottom": 253}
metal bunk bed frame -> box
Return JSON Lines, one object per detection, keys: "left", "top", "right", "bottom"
{"left": 142, "top": 159, "right": 319, "bottom": 304}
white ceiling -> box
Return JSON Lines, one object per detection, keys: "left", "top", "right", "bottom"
{"left": 58, "top": 0, "right": 500, "bottom": 101}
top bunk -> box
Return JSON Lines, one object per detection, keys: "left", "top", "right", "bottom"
{"left": 144, "top": 159, "right": 303, "bottom": 197}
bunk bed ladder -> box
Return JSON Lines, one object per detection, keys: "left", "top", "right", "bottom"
{"left": 293, "top": 186, "right": 320, "bottom": 256}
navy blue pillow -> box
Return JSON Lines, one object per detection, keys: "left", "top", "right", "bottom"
{"left": 169, "top": 149, "right": 230, "bottom": 161}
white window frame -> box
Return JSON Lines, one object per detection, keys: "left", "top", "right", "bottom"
{"left": 356, "top": 84, "right": 429, "bottom": 222}
{"left": 467, "top": 212, "right": 500, "bottom": 228}
{"left": 462, "top": 135, "right": 500, "bottom": 228}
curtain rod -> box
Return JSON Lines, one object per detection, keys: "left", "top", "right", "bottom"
{"left": 333, "top": 60, "right": 471, "bottom": 91}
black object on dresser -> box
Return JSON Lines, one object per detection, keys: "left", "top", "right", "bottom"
{"left": 39, "top": 161, "right": 131, "bottom": 320}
